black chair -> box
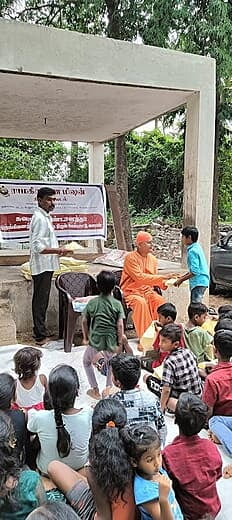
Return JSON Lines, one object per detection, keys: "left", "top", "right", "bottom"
{"left": 113, "top": 269, "right": 134, "bottom": 331}
{"left": 55, "top": 272, "right": 98, "bottom": 352}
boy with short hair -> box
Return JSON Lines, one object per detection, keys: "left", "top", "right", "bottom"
{"left": 110, "top": 354, "right": 167, "bottom": 445}
{"left": 184, "top": 303, "right": 213, "bottom": 363}
{"left": 145, "top": 324, "right": 202, "bottom": 412}
{"left": 141, "top": 302, "right": 185, "bottom": 372}
{"left": 218, "top": 304, "right": 232, "bottom": 319}
{"left": 82, "top": 270, "right": 127, "bottom": 400}
{"left": 203, "top": 329, "right": 232, "bottom": 417}
{"left": 174, "top": 226, "right": 209, "bottom": 303}
{"left": 152, "top": 303, "right": 185, "bottom": 366}
{"left": 162, "top": 392, "right": 222, "bottom": 520}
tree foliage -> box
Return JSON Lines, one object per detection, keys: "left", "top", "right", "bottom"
{"left": 0, "top": 139, "right": 69, "bottom": 180}
{"left": 104, "top": 130, "right": 184, "bottom": 217}
{"left": 218, "top": 136, "right": 232, "bottom": 220}
{"left": 127, "top": 131, "right": 184, "bottom": 217}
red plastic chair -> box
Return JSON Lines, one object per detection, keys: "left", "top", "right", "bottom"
{"left": 55, "top": 272, "right": 98, "bottom": 352}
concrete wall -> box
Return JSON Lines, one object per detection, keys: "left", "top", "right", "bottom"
{"left": 0, "top": 278, "right": 59, "bottom": 335}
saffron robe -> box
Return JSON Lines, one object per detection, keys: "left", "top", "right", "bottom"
{"left": 120, "top": 251, "right": 166, "bottom": 338}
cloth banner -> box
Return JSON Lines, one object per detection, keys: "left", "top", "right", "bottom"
{"left": 0, "top": 180, "right": 106, "bottom": 241}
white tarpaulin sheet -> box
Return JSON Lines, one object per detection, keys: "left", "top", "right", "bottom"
{"left": 0, "top": 180, "right": 106, "bottom": 241}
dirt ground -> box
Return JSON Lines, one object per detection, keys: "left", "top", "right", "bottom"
{"left": 209, "top": 289, "right": 232, "bottom": 311}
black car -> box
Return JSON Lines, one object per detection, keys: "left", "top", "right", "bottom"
{"left": 210, "top": 231, "right": 232, "bottom": 292}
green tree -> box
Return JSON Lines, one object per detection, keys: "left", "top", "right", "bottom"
{"left": 218, "top": 135, "right": 232, "bottom": 220}
{"left": 142, "top": 0, "right": 232, "bottom": 241}
{"left": 0, "top": 139, "right": 69, "bottom": 180}
{"left": 126, "top": 130, "right": 184, "bottom": 216}
{"left": 67, "top": 143, "right": 88, "bottom": 183}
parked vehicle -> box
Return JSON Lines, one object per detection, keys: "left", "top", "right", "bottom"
{"left": 210, "top": 232, "right": 232, "bottom": 293}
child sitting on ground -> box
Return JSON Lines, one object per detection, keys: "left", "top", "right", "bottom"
{"left": 82, "top": 270, "right": 131, "bottom": 400}
{"left": 108, "top": 354, "right": 167, "bottom": 445}
{"left": 141, "top": 303, "right": 185, "bottom": 372}
{"left": 27, "top": 502, "right": 80, "bottom": 520}
{"left": 13, "top": 347, "right": 47, "bottom": 411}
{"left": 162, "top": 392, "right": 222, "bottom": 520}
{"left": 0, "top": 373, "right": 26, "bottom": 464}
{"left": 27, "top": 365, "right": 92, "bottom": 475}
{"left": 209, "top": 416, "right": 232, "bottom": 458}
{"left": 184, "top": 303, "right": 213, "bottom": 363}
{"left": 47, "top": 399, "right": 138, "bottom": 520}
{"left": 145, "top": 324, "right": 202, "bottom": 412}
{"left": 122, "top": 423, "right": 183, "bottom": 520}
{"left": 215, "top": 317, "right": 232, "bottom": 333}
{"left": 0, "top": 411, "right": 46, "bottom": 519}
{"left": 218, "top": 304, "right": 232, "bottom": 319}
{"left": 203, "top": 329, "right": 232, "bottom": 418}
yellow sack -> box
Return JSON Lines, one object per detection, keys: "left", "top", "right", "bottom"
{"left": 21, "top": 258, "right": 88, "bottom": 280}
{"left": 20, "top": 262, "right": 31, "bottom": 280}
{"left": 140, "top": 322, "right": 159, "bottom": 353}
{"left": 64, "top": 241, "right": 84, "bottom": 251}
{"left": 201, "top": 319, "right": 216, "bottom": 336}
{"left": 153, "top": 364, "right": 163, "bottom": 381}
{"left": 60, "top": 256, "right": 87, "bottom": 267}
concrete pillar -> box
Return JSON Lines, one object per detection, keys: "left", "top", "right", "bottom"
{"left": 88, "top": 142, "right": 105, "bottom": 251}
{"left": 88, "top": 142, "right": 104, "bottom": 184}
{"left": 183, "top": 88, "right": 215, "bottom": 264}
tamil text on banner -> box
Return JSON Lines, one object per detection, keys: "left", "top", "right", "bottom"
{"left": 0, "top": 181, "right": 106, "bottom": 241}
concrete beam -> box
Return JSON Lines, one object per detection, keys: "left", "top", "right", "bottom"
{"left": 0, "top": 18, "right": 215, "bottom": 91}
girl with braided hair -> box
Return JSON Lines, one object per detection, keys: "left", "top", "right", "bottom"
{"left": 0, "top": 411, "right": 46, "bottom": 519}
{"left": 47, "top": 399, "right": 138, "bottom": 520}
{"left": 27, "top": 365, "right": 92, "bottom": 475}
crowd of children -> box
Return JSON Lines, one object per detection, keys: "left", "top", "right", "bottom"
{"left": 0, "top": 226, "right": 231, "bottom": 519}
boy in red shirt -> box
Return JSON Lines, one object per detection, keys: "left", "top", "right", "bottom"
{"left": 162, "top": 392, "right": 222, "bottom": 520}
{"left": 203, "top": 329, "right": 232, "bottom": 417}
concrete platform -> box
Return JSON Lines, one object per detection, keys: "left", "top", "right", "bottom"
{"left": 0, "top": 260, "right": 190, "bottom": 337}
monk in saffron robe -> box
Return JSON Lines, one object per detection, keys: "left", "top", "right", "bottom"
{"left": 120, "top": 231, "right": 174, "bottom": 339}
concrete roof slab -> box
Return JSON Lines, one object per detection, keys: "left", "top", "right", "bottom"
{"left": 0, "top": 73, "right": 192, "bottom": 141}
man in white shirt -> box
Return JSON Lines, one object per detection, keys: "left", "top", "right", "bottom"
{"left": 30, "top": 186, "right": 71, "bottom": 345}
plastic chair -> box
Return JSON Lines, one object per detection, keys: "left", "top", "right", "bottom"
{"left": 55, "top": 272, "right": 98, "bottom": 352}
{"left": 113, "top": 270, "right": 162, "bottom": 331}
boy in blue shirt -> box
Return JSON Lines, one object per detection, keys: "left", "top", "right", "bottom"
{"left": 175, "top": 226, "right": 209, "bottom": 303}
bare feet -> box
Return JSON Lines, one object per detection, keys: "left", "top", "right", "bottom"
{"left": 35, "top": 337, "right": 51, "bottom": 346}
{"left": 208, "top": 431, "right": 221, "bottom": 445}
{"left": 102, "top": 386, "right": 117, "bottom": 398}
{"left": 86, "top": 388, "right": 101, "bottom": 400}
{"left": 143, "top": 373, "right": 150, "bottom": 384}
{"left": 223, "top": 465, "right": 232, "bottom": 479}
